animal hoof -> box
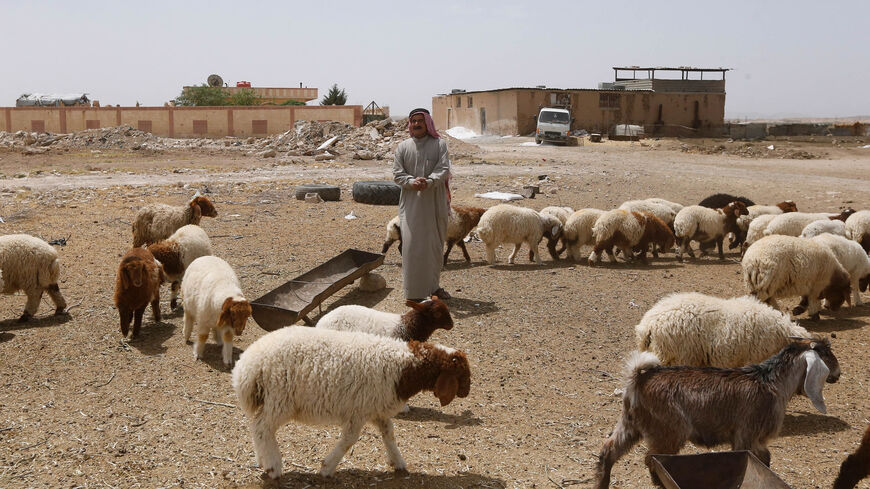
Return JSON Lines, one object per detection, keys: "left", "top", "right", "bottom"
{"left": 54, "top": 307, "right": 69, "bottom": 316}
{"left": 792, "top": 305, "right": 807, "bottom": 316}
{"left": 809, "top": 313, "right": 821, "bottom": 321}
{"left": 170, "top": 299, "right": 178, "bottom": 310}
{"left": 393, "top": 466, "right": 409, "bottom": 474}
{"left": 18, "top": 313, "right": 32, "bottom": 323}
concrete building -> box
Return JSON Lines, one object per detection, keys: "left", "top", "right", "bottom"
{"left": 432, "top": 67, "right": 729, "bottom": 137}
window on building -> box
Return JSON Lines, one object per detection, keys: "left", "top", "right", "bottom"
{"left": 31, "top": 120, "right": 45, "bottom": 133}
{"left": 138, "top": 120, "right": 153, "bottom": 133}
{"left": 193, "top": 120, "right": 207, "bottom": 135}
{"left": 252, "top": 120, "right": 268, "bottom": 134}
{"left": 599, "top": 93, "right": 620, "bottom": 109}
{"left": 456, "top": 97, "right": 461, "bottom": 108}
{"left": 468, "top": 96, "right": 473, "bottom": 108}
{"left": 86, "top": 120, "right": 100, "bottom": 129}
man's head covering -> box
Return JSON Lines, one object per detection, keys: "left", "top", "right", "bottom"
{"left": 408, "top": 108, "right": 440, "bottom": 139}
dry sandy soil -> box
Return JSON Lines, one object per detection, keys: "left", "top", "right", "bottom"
{"left": 1, "top": 135, "right": 869, "bottom": 489}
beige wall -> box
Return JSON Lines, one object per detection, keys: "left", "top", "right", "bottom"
{"left": 1, "top": 105, "right": 363, "bottom": 137}
{"left": 433, "top": 88, "right": 726, "bottom": 137}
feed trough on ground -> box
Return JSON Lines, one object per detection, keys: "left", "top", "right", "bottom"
{"left": 251, "top": 249, "right": 385, "bottom": 330}
{"left": 650, "top": 451, "right": 792, "bottom": 489}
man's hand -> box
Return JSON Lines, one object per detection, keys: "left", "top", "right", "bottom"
{"left": 412, "top": 177, "right": 428, "bottom": 191}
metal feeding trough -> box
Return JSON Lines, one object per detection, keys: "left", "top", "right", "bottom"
{"left": 650, "top": 451, "right": 792, "bottom": 489}
{"left": 251, "top": 249, "right": 385, "bottom": 331}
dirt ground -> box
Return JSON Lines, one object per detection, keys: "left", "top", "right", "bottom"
{"left": 1, "top": 135, "right": 869, "bottom": 489}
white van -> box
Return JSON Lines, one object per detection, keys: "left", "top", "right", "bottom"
{"left": 535, "top": 107, "right": 572, "bottom": 144}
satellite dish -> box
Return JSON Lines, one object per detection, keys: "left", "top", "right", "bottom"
{"left": 207, "top": 74, "right": 224, "bottom": 87}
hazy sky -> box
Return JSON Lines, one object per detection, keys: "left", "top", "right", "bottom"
{"left": 4, "top": 0, "right": 868, "bottom": 119}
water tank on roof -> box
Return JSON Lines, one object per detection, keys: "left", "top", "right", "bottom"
{"left": 450, "top": 89, "right": 466, "bottom": 94}
{"left": 236, "top": 81, "right": 251, "bottom": 88}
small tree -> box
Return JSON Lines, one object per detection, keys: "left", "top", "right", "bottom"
{"left": 280, "top": 99, "right": 306, "bottom": 106}
{"left": 320, "top": 84, "right": 347, "bottom": 105}
{"left": 228, "top": 88, "right": 261, "bottom": 106}
{"left": 175, "top": 84, "right": 227, "bottom": 106}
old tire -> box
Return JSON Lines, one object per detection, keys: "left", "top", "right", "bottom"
{"left": 352, "top": 181, "right": 401, "bottom": 205}
{"left": 294, "top": 184, "right": 340, "bottom": 201}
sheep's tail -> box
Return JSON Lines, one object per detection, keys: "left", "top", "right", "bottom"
{"left": 622, "top": 351, "right": 660, "bottom": 406}
{"left": 232, "top": 365, "right": 265, "bottom": 416}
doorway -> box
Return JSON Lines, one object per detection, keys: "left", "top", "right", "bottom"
{"left": 479, "top": 108, "right": 486, "bottom": 134}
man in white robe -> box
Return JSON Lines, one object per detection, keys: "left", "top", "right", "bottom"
{"left": 392, "top": 108, "right": 451, "bottom": 301}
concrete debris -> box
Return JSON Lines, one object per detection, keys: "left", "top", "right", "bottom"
{"left": 258, "top": 148, "right": 277, "bottom": 158}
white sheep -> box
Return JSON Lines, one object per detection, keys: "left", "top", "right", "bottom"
{"left": 540, "top": 206, "right": 575, "bottom": 225}
{"left": 588, "top": 209, "right": 644, "bottom": 264}
{"left": 810, "top": 233, "right": 870, "bottom": 306}
{"left": 316, "top": 297, "right": 454, "bottom": 342}
{"left": 147, "top": 224, "right": 213, "bottom": 309}
{"left": 845, "top": 209, "right": 870, "bottom": 253}
{"left": 735, "top": 201, "right": 799, "bottom": 244}
{"left": 635, "top": 292, "right": 811, "bottom": 368}
{"left": 563, "top": 208, "right": 605, "bottom": 262}
{"left": 231, "top": 326, "right": 471, "bottom": 478}
{"left": 642, "top": 198, "right": 684, "bottom": 214}
{"left": 618, "top": 200, "right": 676, "bottom": 227}
{"left": 742, "top": 234, "right": 852, "bottom": 319}
{"left": 801, "top": 219, "right": 847, "bottom": 238}
{"left": 673, "top": 202, "right": 747, "bottom": 261}
{"left": 181, "top": 256, "right": 251, "bottom": 366}
{"left": 476, "top": 204, "right": 561, "bottom": 264}
{"left": 131, "top": 193, "right": 217, "bottom": 246}
{"left": 0, "top": 234, "right": 67, "bottom": 322}
{"left": 763, "top": 209, "right": 854, "bottom": 238}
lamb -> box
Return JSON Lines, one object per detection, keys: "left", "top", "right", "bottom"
{"left": 673, "top": 201, "right": 748, "bottom": 261}
{"left": 0, "top": 234, "right": 68, "bottom": 322}
{"left": 588, "top": 210, "right": 674, "bottom": 265}
{"left": 131, "top": 192, "right": 218, "bottom": 246}
{"left": 742, "top": 234, "right": 852, "bottom": 319}
{"left": 800, "top": 219, "right": 847, "bottom": 238}
{"left": 810, "top": 233, "right": 870, "bottom": 306}
{"left": 635, "top": 292, "right": 811, "bottom": 368}
{"left": 147, "top": 224, "right": 213, "bottom": 309}
{"left": 381, "top": 205, "right": 487, "bottom": 265}
{"left": 113, "top": 247, "right": 162, "bottom": 338}
{"left": 698, "top": 193, "right": 755, "bottom": 208}
{"left": 763, "top": 208, "right": 856, "bottom": 238}
{"left": 316, "top": 296, "right": 453, "bottom": 342}
{"left": 476, "top": 204, "right": 561, "bottom": 264}
{"left": 181, "top": 256, "right": 252, "bottom": 366}
{"left": 231, "top": 326, "right": 471, "bottom": 478}
{"left": 562, "top": 208, "right": 605, "bottom": 262}
{"left": 833, "top": 424, "right": 870, "bottom": 489}
{"left": 845, "top": 209, "right": 870, "bottom": 253}
{"left": 594, "top": 338, "right": 840, "bottom": 489}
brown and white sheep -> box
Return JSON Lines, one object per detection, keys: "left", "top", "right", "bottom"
{"left": 0, "top": 234, "right": 68, "bottom": 322}
{"left": 588, "top": 210, "right": 674, "bottom": 265}
{"left": 114, "top": 247, "right": 163, "bottom": 338}
{"left": 382, "top": 205, "right": 487, "bottom": 265}
{"left": 131, "top": 193, "right": 217, "bottom": 246}
{"left": 673, "top": 201, "right": 748, "bottom": 261}
{"left": 147, "top": 224, "right": 213, "bottom": 309}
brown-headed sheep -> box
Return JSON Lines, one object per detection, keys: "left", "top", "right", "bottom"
{"left": 114, "top": 247, "right": 163, "bottom": 338}
{"left": 131, "top": 193, "right": 217, "bottom": 247}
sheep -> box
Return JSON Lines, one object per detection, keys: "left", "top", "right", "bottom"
{"left": 476, "top": 204, "right": 561, "bottom": 264}
{"left": 635, "top": 292, "right": 811, "bottom": 368}
{"left": 539, "top": 206, "right": 574, "bottom": 258}
{"left": 147, "top": 224, "right": 213, "bottom": 309}
{"left": 833, "top": 424, "right": 870, "bottom": 489}
{"left": 642, "top": 197, "right": 684, "bottom": 214}
{"left": 742, "top": 213, "right": 778, "bottom": 254}
{"left": 382, "top": 205, "right": 487, "bottom": 265}
{"left": 588, "top": 210, "right": 674, "bottom": 265}
{"left": 0, "top": 234, "right": 68, "bottom": 322}
{"left": 594, "top": 338, "right": 840, "bottom": 489}
{"left": 742, "top": 234, "right": 852, "bottom": 319}
{"left": 800, "top": 219, "right": 847, "bottom": 238}
{"left": 618, "top": 200, "right": 677, "bottom": 257}
{"left": 114, "top": 247, "right": 162, "bottom": 338}
{"left": 845, "top": 209, "right": 870, "bottom": 253}
{"left": 181, "top": 256, "right": 252, "bottom": 366}
{"left": 131, "top": 192, "right": 217, "bottom": 246}
{"left": 673, "top": 201, "right": 748, "bottom": 261}
{"left": 231, "top": 326, "right": 471, "bottom": 478}
{"left": 562, "top": 208, "right": 605, "bottom": 262}
{"left": 731, "top": 200, "right": 799, "bottom": 249}
{"left": 698, "top": 193, "right": 755, "bottom": 208}
{"left": 763, "top": 208, "right": 856, "bottom": 238}
{"left": 810, "top": 233, "right": 870, "bottom": 306}
{"left": 316, "top": 296, "right": 453, "bottom": 342}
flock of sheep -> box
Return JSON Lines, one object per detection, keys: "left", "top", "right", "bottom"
{"left": 2, "top": 188, "right": 870, "bottom": 486}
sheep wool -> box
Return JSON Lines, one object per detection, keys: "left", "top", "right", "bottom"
{"left": 540, "top": 206, "right": 574, "bottom": 225}
{"left": 0, "top": 234, "right": 67, "bottom": 321}
{"left": 588, "top": 209, "right": 644, "bottom": 264}
{"left": 635, "top": 292, "right": 810, "bottom": 368}
{"left": 845, "top": 210, "right": 870, "bottom": 252}
{"left": 643, "top": 198, "right": 684, "bottom": 214}
{"left": 764, "top": 212, "right": 836, "bottom": 238}
{"left": 810, "top": 233, "right": 870, "bottom": 305}
{"left": 182, "top": 256, "right": 251, "bottom": 366}
{"left": 744, "top": 213, "right": 778, "bottom": 247}
{"left": 563, "top": 208, "right": 605, "bottom": 262}
{"left": 673, "top": 202, "right": 746, "bottom": 261}
{"left": 801, "top": 219, "right": 846, "bottom": 238}
{"left": 477, "top": 204, "right": 548, "bottom": 264}
{"left": 147, "top": 224, "right": 213, "bottom": 309}
{"left": 132, "top": 195, "right": 217, "bottom": 246}
{"left": 619, "top": 200, "right": 676, "bottom": 226}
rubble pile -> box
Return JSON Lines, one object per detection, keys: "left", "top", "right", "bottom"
{"left": 680, "top": 142, "right": 820, "bottom": 160}
{"left": 0, "top": 117, "right": 481, "bottom": 160}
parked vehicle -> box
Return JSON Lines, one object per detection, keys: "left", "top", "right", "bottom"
{"left": 535, "top": 107, "right": 572, "bottom": 144}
